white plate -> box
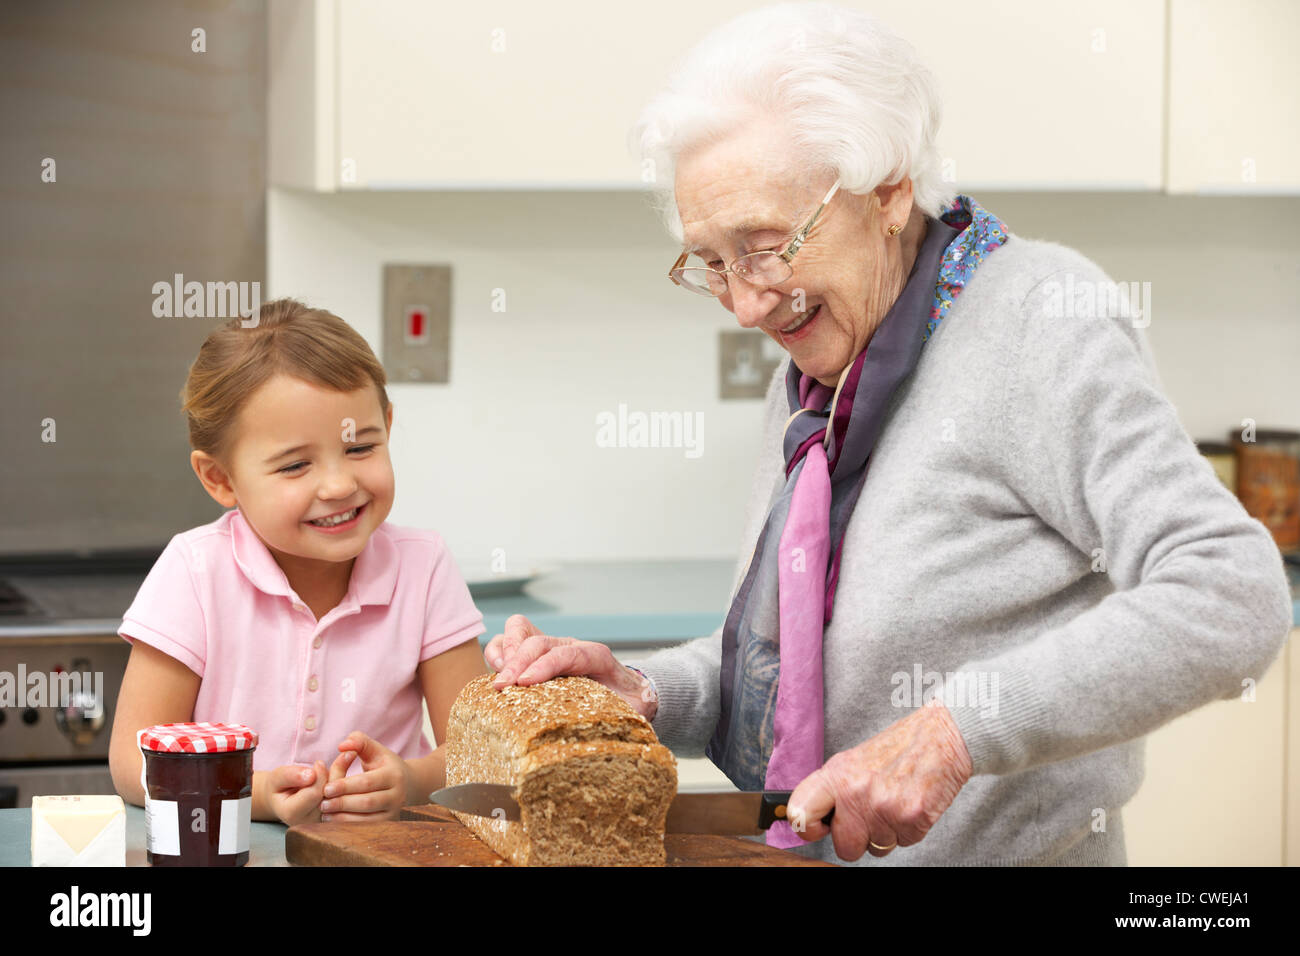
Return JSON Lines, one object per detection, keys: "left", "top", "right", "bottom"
{"left": 460, "top": 566, "right": 553, "bottom": 599}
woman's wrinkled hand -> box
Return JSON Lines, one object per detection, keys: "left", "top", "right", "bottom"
{"left": 484, "top": 614, "right": 657, "bottom": 720}
{"left": 785, "top": 701, "right": 974, "bottom": 861}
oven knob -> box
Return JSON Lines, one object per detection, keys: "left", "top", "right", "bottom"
{"left": 51, "top": 656, "right": 106, "bottom": 747}
{"left": 53, "top": 700, "right": 105, "bottom": 746}
{"left": 22, "top": 708, "right": 39, "bottom": 725}
{"left": 54, "top": 705, "right": 106, "bottom": 746}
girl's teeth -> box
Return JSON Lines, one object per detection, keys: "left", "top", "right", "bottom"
{"left": 310, "top": 507, "right": 358, "bottom": 527}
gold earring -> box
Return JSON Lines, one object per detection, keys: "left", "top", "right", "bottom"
{"left": 887, "top": 223, "right": 903, "bottom": 236}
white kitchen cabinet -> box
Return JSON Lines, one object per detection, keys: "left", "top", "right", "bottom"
{"left": 1122, "top": 631, "right": 1291, "bottom": 866}
{"left": 267, "top": 0, "right": 336, "bottom": 192}
{"left": 270, "top": 0, "right": 1166, "bottom": 191}
{"left": 1288, "top": 628, "right": 1299, "bottom": 866}
{"left": 866, "top": 0, "right": 1166, "bottom": 190}
{"left": 1166, "top": 0, "right": 1300, "bottom": 194}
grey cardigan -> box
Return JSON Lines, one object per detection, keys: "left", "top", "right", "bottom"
{"left": 631, "top": 234, "right": 1294, "bottom": 866}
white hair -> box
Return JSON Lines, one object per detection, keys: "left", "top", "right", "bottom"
{"left": 629, "top": 2, "right": 956, "bottom": 243}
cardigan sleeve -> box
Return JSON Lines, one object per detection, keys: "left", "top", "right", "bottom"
{"left": 629, "top": 360, "right": 791, "bottom": 755}
{"left": 936, "top": 257, "right": 1294, "bottom": 776}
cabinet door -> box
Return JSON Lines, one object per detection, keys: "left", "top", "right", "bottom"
{"left": 1167, "top": 0, "right": 1300, "bottom": 193}
{"left": 1288, "top": 631, "right": 1299, "bottom": 866}
{"left": 330, "top": 0, "right": 1165, "bottom": 190}
{"left": 1122, "top": 651, "right": 1287, "bottom": 866}
{"left": 865, "top": 0, "right": 1165, "bottom": 190}
{"left": 336, "top": 0, "right": 760, "bottom": 188}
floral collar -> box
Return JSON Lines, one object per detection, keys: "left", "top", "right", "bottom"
{"left": 926, "top": 195, "right": 1011, "bottom": 340}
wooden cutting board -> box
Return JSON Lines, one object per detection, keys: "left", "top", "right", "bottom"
{"left": 284, "top": 803, "right": 835, "bottom": 866}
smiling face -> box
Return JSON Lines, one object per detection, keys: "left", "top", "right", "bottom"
{"left": 674, "top": 115, "right": 923, "bottom": 386}
{"left": 190, "top": 373, "right": 395, "bottom": 581}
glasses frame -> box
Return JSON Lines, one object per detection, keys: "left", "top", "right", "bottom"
{"left": 668, "top": 177, "right": 842, "bottom": 297}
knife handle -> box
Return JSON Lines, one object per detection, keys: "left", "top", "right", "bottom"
{"left": 760, "top": 791, "right": 835, "bottom": 830}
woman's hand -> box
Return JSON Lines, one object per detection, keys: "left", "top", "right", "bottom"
{"left": 264, "top": 761, "right": 330, "bottom": 827}
{"left": 786, "top": 701, "right": 974, "bottom": 861}
{"left": 484, "top": 614, "right": 658, "bottom": 720}
{"left": 319, "top": 731, "right": 415, "bottom": 821}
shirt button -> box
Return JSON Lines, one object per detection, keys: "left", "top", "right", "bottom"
{"left": 308, "top": 676, "right": 319, "bottom": 692}
{"left": 312, "top": 636, "right": 323, "bottom": 649}
{"left": 304, "top": 716, "right": 316, "bottom": 731}
{"left": 294, "top": 602, "right": 307, "bottom": 613}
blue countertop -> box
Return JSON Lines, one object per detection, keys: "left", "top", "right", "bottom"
{"left": 470, "top": 557, "right": 1300, "bottom": 647}
{"left": 471, "top": 559, "right": 735, "bottom": 644}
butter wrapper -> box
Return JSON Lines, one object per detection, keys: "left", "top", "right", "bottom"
{"left": 31, "top": 794, "right": 126, "bottom": 867}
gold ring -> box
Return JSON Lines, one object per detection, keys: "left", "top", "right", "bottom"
{"left": 869, "top": 839, "right": 897, "bottom": 852}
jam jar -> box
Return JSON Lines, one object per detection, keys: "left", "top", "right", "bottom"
{"left": 137, "top": 722, "right": 257, "bottom": 866}
{"left": 1233, "top": 429, "right": 1300, "bottom": 551}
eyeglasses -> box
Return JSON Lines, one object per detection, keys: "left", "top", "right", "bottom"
{"left": 668, "top": 178, "right": 841, "bottom": 297}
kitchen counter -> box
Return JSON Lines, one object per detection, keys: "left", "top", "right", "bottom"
{"left": 0, "top": 559, "right": 738, "bottom": 646}
{"left": 0, "top": 804, "right": 290, "bottom": 866}
{"left": 467, "top": 559, "right": 735, "bottom": 645}
{"left": 5, "top": 557, "right": 1295, "bottom": 646}
{"left": 477, "top": 558, "right": 1300, "bottom": 641}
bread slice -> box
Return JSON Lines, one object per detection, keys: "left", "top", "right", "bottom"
{"left": 445, "top": 674, "right": 677, "bottom": 866}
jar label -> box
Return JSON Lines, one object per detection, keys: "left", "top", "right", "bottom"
{"left": 145, "top": 798, "right": 180, "bottom": 856}
{"left": 219, "top": 797, "right": 252, "bottom": 855}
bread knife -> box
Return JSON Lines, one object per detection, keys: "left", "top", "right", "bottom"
{"left": 430, "top": 784, "right": 834, "bottom": 835}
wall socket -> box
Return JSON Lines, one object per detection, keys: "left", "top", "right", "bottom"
{"left": 382, "top": 263, "right": 451, "bottom": 383}
{"left": 718, "top": 330, "right": 784, "bottom": 399}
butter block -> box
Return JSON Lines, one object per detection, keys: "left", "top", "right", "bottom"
{"left": 31, "top": 795, "right": 126, "bottom": 867}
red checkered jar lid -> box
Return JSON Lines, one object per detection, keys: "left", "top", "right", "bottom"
{"left": 138, "top": 722, "right": 258, "bottom": 754}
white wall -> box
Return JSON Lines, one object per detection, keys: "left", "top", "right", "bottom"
{"left": 268, "top": 187, "right": 1300, "bottom": 565}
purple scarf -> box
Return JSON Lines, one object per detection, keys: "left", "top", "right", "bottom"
{"left": 705, "top": 196, "right": 1010, "bottom": 848}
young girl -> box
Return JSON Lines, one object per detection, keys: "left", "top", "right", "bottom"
{"left": 108, "top": 298, "right": 488, "bottom": 826}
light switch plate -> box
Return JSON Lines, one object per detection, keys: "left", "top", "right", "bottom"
{"left": 719, "top": 330, "right": 783, "bottom": 399}
{"left": 382, "top": 264, "right": 451, "bottom": 383}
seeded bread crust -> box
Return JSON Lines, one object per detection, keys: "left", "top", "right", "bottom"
{"left": 445, "top": 675, "right": 678, "bottom": 866}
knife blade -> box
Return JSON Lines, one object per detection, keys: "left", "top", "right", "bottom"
{"left": 430, "top": 784, "right": 834, "bottom": 835}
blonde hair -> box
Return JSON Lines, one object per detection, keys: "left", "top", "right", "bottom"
{"left": 180, "top": 298, "right": 390, "bottom": 467}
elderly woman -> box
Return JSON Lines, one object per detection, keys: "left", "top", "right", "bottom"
{"left": 486, "top": 3, "right": 1293, "bottom": 866}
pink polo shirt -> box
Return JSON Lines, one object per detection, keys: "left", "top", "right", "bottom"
{"left": 118, "top": 508, "right": 484, "bottom": 773}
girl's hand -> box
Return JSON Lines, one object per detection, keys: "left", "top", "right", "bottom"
{"left": 320, "top": 731, "right": 414, "bottom": 821}
{"left": 327, "top": 748, "right": 356, "bottom": 788}
{"left": 266, "top": 761, "right": 330, "bottom": 827}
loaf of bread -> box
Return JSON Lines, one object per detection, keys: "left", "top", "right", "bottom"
{"left": 445, "top": 674, "right": 677, "bottom": 866}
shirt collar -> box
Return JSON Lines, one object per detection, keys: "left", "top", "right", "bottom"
{"left": 226, "top": 508, "right": 399, "bottom": 609}
{"left": 925, "top": 194, "right": 1012, "bottom": 340}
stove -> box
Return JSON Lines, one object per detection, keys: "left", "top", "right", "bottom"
{"left": 0, "top": 553, "right": 155, "bottom": 808}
